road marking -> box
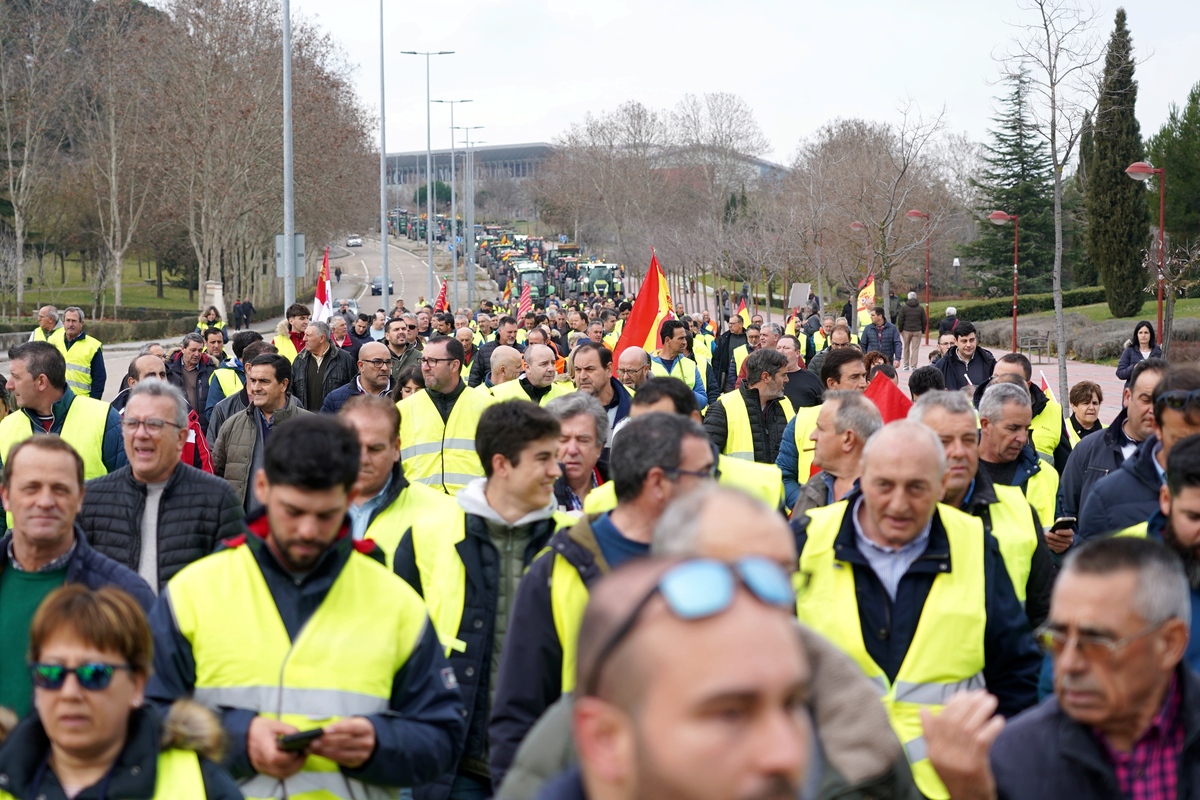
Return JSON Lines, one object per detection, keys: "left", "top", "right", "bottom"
{"left": 354, "top": 260, "right": 369, "bottom": 302}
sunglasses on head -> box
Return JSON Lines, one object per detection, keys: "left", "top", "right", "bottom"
{"left": 584, "top": 558, "right": 795, "bottom": 696}
{"left": 30, "top": 662, "right": 133, "bottom": 691}
{"left": 1156, "top": 389, "right": 1200, "bottom": 413}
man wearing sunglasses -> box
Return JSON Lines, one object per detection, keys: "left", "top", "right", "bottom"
{"left": 0, "top": 436, "right": 154, "bottom": 719}
{"left": 925, "top": 537, "right": 1200, "bottom": 800}
{"left": 488, "top": 412, "right": 716, "bottom": 786}
{"left": 795, "top": 420, "right": 1040, "bottom": 800}
{"left": 1079, "top": 364, "right": 1200, "bottom": 542}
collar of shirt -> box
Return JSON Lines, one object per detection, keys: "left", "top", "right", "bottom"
{"left": 850, "top": 496, "right": 932, "bottom": 601}
{"left": 347, "top": 473, "right": 394, "bottom": 541}
{"left": 957, "top": 349, "right": 975, "bottom": 366}
{"left": 6, "top": 538, "right": 77, "bottom": 573}
{"left": 1153, "top": 441, "right": 1168, "bottom": 486}
{"left": 355, "top": 376, "right": 392, "bottom": 396}
{"left": 1092, "top": 674, "right": 1183, "bottom": 781}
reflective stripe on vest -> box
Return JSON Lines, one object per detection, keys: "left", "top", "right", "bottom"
{"left": 717, "top": 389, "right": 795, "bottom": 462}
{"left": 790, "top": 404, "right": 823, "bottom": 480}
{"left": 649, "top": 356, "right": 698, "bottom": 390}
{"left": 239, "top": 772, "right": 396, "bottom": 800}
{"left": 1115, "top": 521, "right": 1149, "bottom": 538}
{"left": 168, "top": 545, "right": 426, "bottom": 800}
{"left": 983, "top": 485, "right": 1039, "bottom": 606}
{"left": 798, "top": 501, "right": 987, "bottom": 800}
{"left": 396, "top": 388, "right": 492, "bottom": 495}
{"left": 1030, "top": 399, "right": 1063, "bottom": 458}
{"left": 489, "top": 378, "right": 573, "bottom": 406}
{"left": 273, "top": 334, "right": 299, "bottom": 363}
{"left": 0, "top": 396, "right": 111, "bottom": 480}
{"left": 210, "top": 368, "right": 244, "bottom": 398}
{"left": 366, "top": 481, "right": 462, "bottom": 569}
{"left": 50, "top": 331, "right": 102, "bottom": 396}
{"left": 31, "top": 327, "right": 53, "bottom": 342}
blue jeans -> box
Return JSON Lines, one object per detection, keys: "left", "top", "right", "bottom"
{"left": 449, "top": 774, "right": 492, "bottom": 800}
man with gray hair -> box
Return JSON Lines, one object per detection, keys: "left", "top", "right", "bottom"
{"left": 910, "top": 390, "right": 1057, "bottom": 627}
{"left": 925, "top": 537, "right": 1200, "bottom": 800}
{"left": 79, "top": 379, "right": 245, "bottom": 593}
{"left": 792, "top": 390, "right": 882, "bottom": 520}
{"left": 49, "top": 305, "right": 106, "bottom": 398}
{"left": 291, "top": 319, "right": 357, "bottom": 411}
{"left": 547, "top": 392, "right": 611, "bottom": 512}
{"left": 704, "top": 347, "right": 793, "bottom": 464}
{"left": 166, "top": 332, "right": 216, "bottom": 431}
{"left": 978, "top": 380, "right": 1061, "bottom": 536}
{"left": 794, "top": 420, "right": 1040, "bottom": 799}
{"left": 29, "top": 304, "right": 60, "bottom": 342}
{"left": 115, "top": 351, "right": 211, "bottom": 473}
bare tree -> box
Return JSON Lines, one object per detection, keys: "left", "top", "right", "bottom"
{"left": 1001, "top": 0, "right": 1103, "bottom": 399}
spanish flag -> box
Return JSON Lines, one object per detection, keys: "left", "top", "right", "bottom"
{"left": 784, "top": 308, "right": 799, "bottom": 336}
{"left": 736, "top": 298, "right": 751, "bottom": 326}
{"left": 613, "top": 250, "right": 673, "bottom": 364}
{"left": 502, "top": 278, "right": 512, "bottom": 306}
{"left": 856, "top": 273, "right": 876, "bottom": 328}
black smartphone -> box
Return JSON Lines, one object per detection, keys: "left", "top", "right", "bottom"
{"left": 1049, "top": 516, "right": 1077, "bottom": 532}
{"left": 278, "top": 728, "right": 324, "bottom": 752}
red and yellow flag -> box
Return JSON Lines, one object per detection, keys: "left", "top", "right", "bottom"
{"left": 856, "top": 273, "right": 876, "bottom": 328}
{"left": 613, "top": 250, "right": 673, "bottom": 365}
{"left": 736, "top": 297, "right": 751, "bottom": 326}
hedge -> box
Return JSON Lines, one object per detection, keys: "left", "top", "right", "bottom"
{"left": 936, "top": 288, "right": 1109, "bottom": 323}
{"left": 0, "top": 301, "right": 291, "bottom": 342}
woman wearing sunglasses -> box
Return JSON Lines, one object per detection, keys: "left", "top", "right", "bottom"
{"left": 0, "top": 585, "right": 241, "bottom": 799}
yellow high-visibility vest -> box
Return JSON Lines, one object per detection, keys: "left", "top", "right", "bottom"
{"left": 397, "top": 387, "right": 493, "bottom": 495}
{"left": 982, "top": 484, "right": 1039, "bottom": 606}
{"left": 1030, "top": 398, "right": 1064, "bottom": 459}
{"left": 789, "top": 404, "right": 824, "bottom": 481}
{"left": 0, "top": 396, "right": 110, "bottom": 480}
{"left": 273, "top": 334, "right": 299, "bottom": 363}
{"left": 798, "top": 501, "right": 987, "bottom": 800}
{"left": 715, "top": 389, "right": 794, "bottom": 462}
{"left": 649, "top": 355, "right": 700, "bottom": 391}
{"left": 1065, "top": 419, "right": 1105, "bottom": 447}
{"left": 169, "top": 544, "right": 427, "bottom": 800}
{"left": 582, "top": 455, "right": 784, "bottom": 514}
{"left": 0, "top": 748, "right": 206, "bottom": 800}
{"left": 209, "top": 368, "right": 244, "bottom": 398}
{"left": 489, "top": 378, "right": 573, "bottom": 406}
{"left": 363, "top": 480, "right": 461, "bottom": 569}
{"left": 49, "top": 330, "right": 102, "bottom": 397}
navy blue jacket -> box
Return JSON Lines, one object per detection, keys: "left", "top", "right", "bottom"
{"left": 1116, "top": 344, "right": 1162, "bottom": 381}
{"left": 0, "top": 527, "right": 154, "bottom": 611}
{"left": 319, "top": 378, "right": 392, "bottom": 414}
{"left": 1077, "top": 435, "right": 1163, "bottom": 541}
{"left": 992, "top": 665, "right": 1200, "bottom": 800}
{"left": 861, "top": 320, "right": 902, "bottom": 363}
{"left": 1058, "top": 407, "right": 1134, "bottom": 517}
{"left": 145, "top": 517, "right": 466, "bottom": 790}
{"left": 536, "top": 766, "right": 586, "bottom": 800}
{"left": 791, "top": 495, "right": 1041, "bottom": 719}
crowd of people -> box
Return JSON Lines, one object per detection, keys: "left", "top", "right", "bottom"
{"left": 0, "top": 297, "right": 1197, "bottom": 800}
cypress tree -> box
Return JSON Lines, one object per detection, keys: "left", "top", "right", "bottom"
{"left": 1072, "top": 115, "right": 1099, "bottom": 286}
{"left": 1148, "top": 81, "right": 1200, "bottom": 243}
{"left": 960, "top": 70, "right": 1056, "bottom": 294}
{"left": 1086, "top": 8, "right": 1149, "bottom": 318}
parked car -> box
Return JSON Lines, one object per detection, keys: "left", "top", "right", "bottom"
{"left": 346, "top": 234, "right": 363, "bottom": 247}
{"left": 370, "top": 276, "right": 394, "bottom": 296}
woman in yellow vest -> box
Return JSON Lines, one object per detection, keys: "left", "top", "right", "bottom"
{"left": 0, "top": 585, "right": 241, "bottom": 799}
{"left": 196, "top": 306, "right": 229, "bottom": 342}
{"left": 1066, "top": 380, "right": 1105, "bottom": 447}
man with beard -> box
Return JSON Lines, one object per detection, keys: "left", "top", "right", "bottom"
{"left": 1115, "top": 432, "right": 1200, "bottom": 670}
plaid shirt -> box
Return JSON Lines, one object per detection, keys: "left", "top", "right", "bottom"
{"left": 1095, "top": 676, "right": 1184, "bottom": 800}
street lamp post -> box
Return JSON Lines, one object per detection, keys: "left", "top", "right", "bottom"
{"left": 401, "top": 50, "right": 453, "bottom": 301}
{"left": 376, "top": 0, "right": 390, "bottom": 315}
{"left": 454, "top": 125, "right": 484, "bottom": 310}
{"left": 988, "top": 211, "right": 1020, "bottom": 353}
{"left": 281, "top": 0, "right": 295, "bottom": 308}
{"left": 906, "top": 210, "right": 932, "bottom": 344}
{"left": 433, "top": 100, "right": 471, "bottom": 312}
{"left": 1126, "top": 160, "right": 1166, "bottom": 338}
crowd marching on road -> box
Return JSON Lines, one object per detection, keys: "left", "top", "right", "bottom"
{"left": 2, "top": 289, "right": 1200, "bottom": 800}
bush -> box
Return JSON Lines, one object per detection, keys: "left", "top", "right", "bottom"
{"left": 936, "top": 288, "right": 1108, "bottom": 323}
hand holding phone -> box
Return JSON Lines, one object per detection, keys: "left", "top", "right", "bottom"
{"left": 1050, "top": 516, "right": 1077, "bottom": 532}
{"left": 278, "top": 728, "right": 324, "bottom": 752}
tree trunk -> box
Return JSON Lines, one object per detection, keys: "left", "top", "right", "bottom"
{"left": 1053, "top": 171, "right": 1069, "bottom": 401}
{"left": 156, "top": 258, "right": 164, "bottom": 299}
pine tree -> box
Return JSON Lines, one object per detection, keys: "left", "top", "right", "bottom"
{"left": 1086, "top": 8, "right": 1149, "bottom": 318}
{"left": 1148, "top": 80, "right": 1200, "bottom": 243}
{"left": 1072, "top": 114, "right": 1098, "bottom": 286}
{"left": 960, "top": 70, "right": 1057, "bottom": 295}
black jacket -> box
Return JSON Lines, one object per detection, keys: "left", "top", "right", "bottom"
{"left": 166, "top": 352, "right": 217, "bottom": 431}
{"left": 702, "top": 384, "right": 792, "bottom": 464}
{"left": 469, "top": 339, "right": 525, "bottom": 388}
{"left": 394, "top": 508, "right": 559, "bottom": 800}
{"left": 1116, "top": 344, "right": 1163, "bottom": 381}
{"left": 0, "top": 528, "right": 155, "bottom": 611}
{"left": 1059, "top": 406, "right": 1135, "bottom": 517}
{"left": 1077, "top": 434, "right": 1164, "bottom": 541}
{"left": 938, "top": 315, "right": 960, "bottom": 336}
{"left": 934, "top": 344, "right": 996, "bottom": 391}
{"left": 712, "top": 330, "right": 748, "bottom": 393}
{"left": 0, "top": 704, "right": 241, "bottom": 800}
{"left": 291, "top": 344, "right": 357, "bottom": 410}
{"left": 79, "top": 464, "right": 247, "bottom": 591}
{"left": 991, "top": 665, "right": 1200, "bottom": 800}
{"left": 791, "top": 494, "right": 1041, "bottom": 719}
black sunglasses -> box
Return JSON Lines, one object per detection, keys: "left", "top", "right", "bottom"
{"left": 30, "top": 662, "right": 133, "bottom": 691}
{"left": 1156, "top": 390, "right": 1200, "bottom": 413}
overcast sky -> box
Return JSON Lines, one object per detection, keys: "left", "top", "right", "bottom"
{"left": 291, "top": 0, "right": 1199, "bottom": 164}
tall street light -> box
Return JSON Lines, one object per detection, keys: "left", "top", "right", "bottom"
{"left": 433, "top": 99, "right": 472, "bottom": 312}
{"left": 455, "top": 125, "right": 484, "bottom": 310}
{"left": 281, "top": 0, "right": 296, "bottom": 308}
{"left": 988, "top": 211, "right": 1020, "bottom": 353}
{"left": 905, "top": 210, "right": 932, "bottom": 344}
{"left": 1126, "top": 160, "right": 1166, "bottom": 337}
{"left": 401, "top": 50, "right": 453, "bottom": 301}
{"left": 376, "top": 0, "right": 390, "bottom": 315}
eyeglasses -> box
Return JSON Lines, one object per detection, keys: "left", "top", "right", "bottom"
{"left": 663, "top": 458, "right": 720, "bottom": 481}
{"left": 30, "top": 662, "right": 133, "bottom": 691}
{"left": 406, "top": 325, "right": 418, "bottom": 330}
{"left": 616, "top": 366, "right": 648, "bottom": 376}
{"left": 830, "top": 341, "right": 851, "bottom": 349}
{"left": 1034, "top": 620, "right": 1168, "bottom": 661}
{"left": 418, "top": 357, "right": 456, "bottom": 367}
{"left": 1156, "top": 389, "right": 1200, "bottom": 413}
{"left": 584, "top": 558, "right": 795, "bottom": 696}
{"left": 121, "top": 417, "right": 182, "bottom": 434}
{"left": 360, "top": 358, "right": 390, "bottom": 369}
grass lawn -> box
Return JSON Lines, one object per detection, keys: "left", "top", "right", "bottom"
{"left": 11, "top": 255, "right": 197, "bottom": 323}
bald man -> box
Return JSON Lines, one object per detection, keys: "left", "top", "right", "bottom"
{"left": 792, "top": 421, "right": 1040, "bottom": 800}
{"left": 320, "top": 341, "right": 395, "bottom": 413}
{"left": 30, "top": 305, "right": 60, "bottom": 342}
{"left": 616, "top": 346, "right": 651, "bottom": 391}
{"left": 538, "top": 555, "right": 810, "bottom": 800}
{"left": 501, "top": 487, "right": 918, "bottom": 800}
{"left": 485, "top": 345, "right": 523, "bottom": 389}
{"left": 489, "top": 343, "right": 573, "bottom": 406}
